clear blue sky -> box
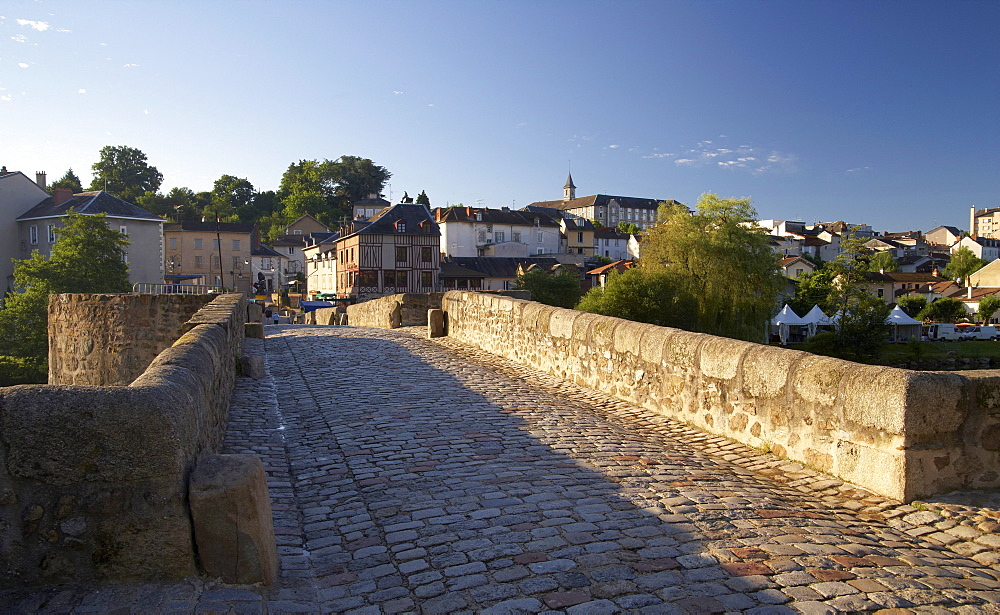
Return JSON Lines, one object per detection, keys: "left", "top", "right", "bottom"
{"left": 2, "top": 0, "right": 997, "bottom": 232}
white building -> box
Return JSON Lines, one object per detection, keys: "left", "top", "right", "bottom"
{"left": 435, "top": 205, "right": 561, "bottom": 258}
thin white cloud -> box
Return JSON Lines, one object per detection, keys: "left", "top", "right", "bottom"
{"left": 11, "top": 34, "right": 27, "bottom": 43}
{"left": 608, "top": 144, "right": 619, "bottom": 149}
{"left": 123, "top": 63, "right": 139, "bottom": 68}
{"left": 642, "top": 152, "right": 675, "bottom": 159}
{"left": 56, "top": 28, "right": 71, "bottom": 33}
{"left": 144, "top": 109, "right": 149, "bottom": 115}
{"left": 393, "top": 90, "right": 403, "bottom": 95}
{"left": 0, "top": 94, "right": 12, "bottom": 102}
{"left": 77, "top": 88, "right": 86, "bottom": 94}
{"left": 99, "top": 42, "right": 108, "bottom": 46}
{"left": 18, "top": 62, "right": 29, "bottom": 68}
{"left": 845, "top": 166, "right": 872, "bottom": 174}
{"left": 657, "top": 138, "right": 796, "bottom": 175}
{"left": 17, "top": 19, "right": 50, "bottom": 31}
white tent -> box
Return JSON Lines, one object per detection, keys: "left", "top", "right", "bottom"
{"left": 886, "top": 305, "right": 923, "bottom": 342}
{"left": 771, "top": 305, "right": 808, "bottom": 345}
{"left": 801, "top": 305, "right": 835, "bottom": 338}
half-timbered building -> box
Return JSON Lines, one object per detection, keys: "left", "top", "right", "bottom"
{"left": 335, "top": 203, "right": 441, "bottom": 298}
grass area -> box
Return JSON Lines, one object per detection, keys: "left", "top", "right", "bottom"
{"left": 878, "top": 339, "right": 1000, "bottom": 364}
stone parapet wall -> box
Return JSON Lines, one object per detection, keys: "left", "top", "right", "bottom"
{"left": 341, "top": 293, "right": 445, "bottom": 329}
{"left": 48, "top": 294, "right": 215, "bottom": 386}
{"left": 441, "top": 291, "right": 1000, "bottom": 501}
{"left": 0, "top": 293, "right": 247, "bottom": 585}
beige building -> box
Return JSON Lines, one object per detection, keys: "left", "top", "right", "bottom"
{"left": 164, "top": 221, "right": 255, "bottom": 293}
{"left": 971, "top": 207, "right": 1000, "bottom": 239}
{"left": 527, "top": 173, "right": 678, "bottom": 232}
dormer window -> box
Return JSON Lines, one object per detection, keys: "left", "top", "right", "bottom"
{"left": 475, "top": 212, "right": 482, "bottom": 222}
{"left": 396, "top": 220, "right": 406, "bottom": 233}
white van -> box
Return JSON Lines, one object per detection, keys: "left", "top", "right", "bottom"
{"left": 960, "top": 326, "right": 999, "bottom": 341}
{"left": 926, "top": 323, "right": 963, "bottom": 341}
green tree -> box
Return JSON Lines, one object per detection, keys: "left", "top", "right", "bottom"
{"left": 89, "top": 145, "right": 163, "bottom": 202}
{"left": 576, "top": 268, "right": 697, "bottom": 329}
{"left": 918, "top": 297, "right": 968, "bottom": 323}
{"left": 617, "top": 222, "right": 641, "bottom": 234}
{"left": 0, "top": 210, "right": 131, "bottom": 382}
{"left": 867, "top": 250, "right": 900, "bottom": 273}
{"left": 275, "top": 157, "right": 391, "bottom": 234}
{"left": 209, "top": 174, "right": 256, "bottom": 222}
{"left": 826, "top": 229, "right": 890, "bottom": 361}
{"left": 135, "top": 191, "right": 173, "bottom": 218}
{"left": 896, "top": 295, "right": 928, "bottom": 318}
{"left": 640, "top": 194, "right": 784, "bottom": 341}
{"left": 516, "top": 267, "right": 582, "bottom": 309}
{"left": 785, "top": 267, "right": 835, "bottom": 316}
{"left": 945, "top": 246, "right": 987, "bottom": 286}
{"left": 416, "top": 190, "right": 430, "bottom": 206}
{"left": 979, "top": 294, "right": 1000, "bottom": 324}
{"left": 49, "top": 168, "right": 83, "bottom": 194}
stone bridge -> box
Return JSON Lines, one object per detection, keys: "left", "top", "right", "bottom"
{"left": 4, "top": 319, "right": 1000, "bottom": 612}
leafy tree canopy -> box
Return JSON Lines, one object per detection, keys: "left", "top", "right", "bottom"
{"left": 640, "top": 194, "right": 783, "bottom": 341}
{"left": 896, "top": 294, "right": 928, "bottom": 318}
{"left": 979, "top": 294, "right": 1000, "bottom": 324}
{"left": 945, "top": 246, "right": 987, "bottom": 285}
{"left": 918, "top": 297, "right": 968, "bottom": 323}
{"left": 576, "top": 268, "right": 697, "bottom": 329}
{"left": 416, "top": 190, "right": 430, "bottom": 206}
{"left": 50, "top": 168, "right": 83, "bottom": 194}
{"left": 825, "top": 229, "right": 890, "bottom": 361}
{"left": 207, "top": 174, "right": 256, "bottom": 222}
{"left": 90, "top": 145, "right": 163, "bottom": 203}
{"left": 516, "top": 267, "right": 581, "bottom": 309}
{"left": 866, "top": 250, "right": 900, "bottom": 273}
{"left": 617, "top": 222, "right": 641, "bottom": 235}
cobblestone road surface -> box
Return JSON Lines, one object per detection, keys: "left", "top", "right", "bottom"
{"left": 5, "top": 325, "right": 1000, "bottom": 613}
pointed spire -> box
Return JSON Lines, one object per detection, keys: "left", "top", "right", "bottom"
{"left": 563, "top": 172, "right": 576, "bottom": 201}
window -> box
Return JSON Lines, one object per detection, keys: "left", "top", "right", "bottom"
{"left": 512, "top": 232, "right": 521, "bottom": 243}
{"left": 48, "top": 225, "right": 56, "bottom": 243}
{"left": 421, "top": 246, "right": 433, "bottom": 263}
{"left": 396, "top": 246, "right": 407, "bottom": 263}
{"left": 397, "top": 221, "right": 406, "bottom": 233}
{"left": 495, "top": 231, "right": 505, "bottom": 243}
{"left": 232, "top": 256, "right": 241, "bottom": 268}
{"left": 877, "top": 288, "right": 884, "bottom": 298}
{"left": 478, "top": 231, "right": 488, "bottom": 243}
{"left": 288, "top": 247, "right": 295, "bottom": 255}
{"left": 577, "top": 232, "right": 583, "bottom": 243}
{"left": 232, "top": 239, "right": 240, "bottom": 251}
{"left": 211, "top": 255, "right": 220, "bottom": 270}
{"left": 119, "top": 225, "right": 128, "bottom": 236}
{"left": 169, "top": 237, "right": 177, "bottom": 250}
{"left": 195, "top": 255, "right": 204, "bottom": 268}
{"left": 293, "top": 229, "right": 302, "bottom": 235}
{"left": 194, "top": 238, "right": 203, "bottom": 250}
{"left": 213, "top": 239, "right": 221, "bottom": 250}
{"left": 537, "top": 232, "right": 543, "bottom": 243}
{"left": 29, "top": 225, "right": 38, "bottom": 245}
{"left": 537, "top": 248, "right": 544, "bottom": 255}
{"left": 421, "top": 271, "right": 433, "bottom": 287}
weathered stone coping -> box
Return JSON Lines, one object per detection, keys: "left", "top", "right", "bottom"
{"left": 440, "top": 291, "right": 1000, "bottom": 501}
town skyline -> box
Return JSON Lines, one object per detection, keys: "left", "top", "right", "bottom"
{"left": 3, "top": 0, "right": 997, "bottom": 233}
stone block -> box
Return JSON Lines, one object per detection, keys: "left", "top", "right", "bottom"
{"left": 189, "top": 454, "right": 278, "bottom": 585}
{"left": 428, "top": 309, "right": 445, "bottom": 338}
{"left": 245, "top": 322, "right": 264, "bottom": 339}
{"left": 241, "top": 354, "right": 265, "bottom": 379}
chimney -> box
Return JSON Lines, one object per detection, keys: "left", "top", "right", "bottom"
{"left": 36, "top": 171, "right": 46, "bottom": 190}
{"left": 465, "top": 206, "right": 472, "bottom": 217}
{"left": 971, "top": 206, "right": 977, "bottom": 240}
{"left": 434, "top": 207, "right": 442, "bottom": 222}
{"left": 53, "top": 187, "right": 73, "bottom": 206}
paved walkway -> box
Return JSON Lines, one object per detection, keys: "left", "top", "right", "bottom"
{"left": 5, "top": 325, "right": 1000, "bottom": 613}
